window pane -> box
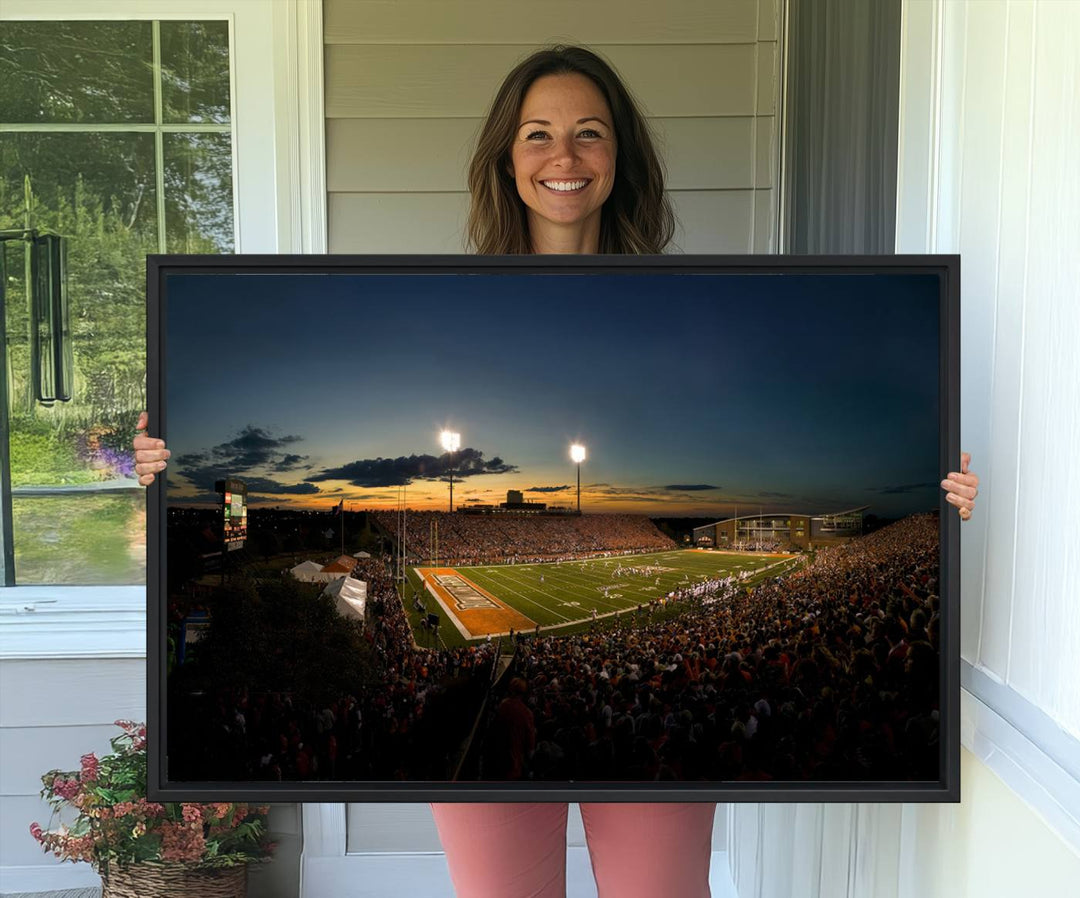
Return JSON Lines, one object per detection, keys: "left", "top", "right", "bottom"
{"left": 1, "top": 131, "right": 157, "bottom": 428}
{"left": 1, "top": 19, "right": 234, "bottom": 587}
{"left": 11, "top": 492, "right": 146, "bottom": 585}
{"left": 164, "top": 133, "right": 235, "bottom": 252}
{"left": 2, "top": 132, "right": 155, "bottom": 585}
{"left": 0, "top": 22, "right": 154, "bottom": 124}
{"left": 160, "top": 21, "right": 232, "bottom": 124}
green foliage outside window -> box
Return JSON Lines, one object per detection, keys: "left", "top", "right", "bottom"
{"left": 1, "top": 20, "right": 233, "bottom": 584}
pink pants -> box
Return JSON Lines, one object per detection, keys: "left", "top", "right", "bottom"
{"left": 431, "top": 802, "right": 716, "bottom": 898}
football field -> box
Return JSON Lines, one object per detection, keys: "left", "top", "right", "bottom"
{"left": 403, "top": 548, "right": 802, "bottom": 647}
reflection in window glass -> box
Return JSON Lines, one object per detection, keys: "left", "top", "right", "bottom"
{"left": 0, "top": 22, "right": 154, "bottom": 124}
{"left": 160, "top": 21, "right": 232, "bottom": 124}
{"left": 164, "top": 133, "right": 235, "bottom": 253}
{"left": 2, "top": 20, "right": 234, "bottom": 586}
{"left": 12, "top": 493, "right": 146, "bottom": 585}
{"left": 1, "top": 132, "right": 156, "bottom": 477}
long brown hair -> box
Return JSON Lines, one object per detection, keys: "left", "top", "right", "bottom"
{"left": 466, "top": 46, "right": 675, "bottom": 254}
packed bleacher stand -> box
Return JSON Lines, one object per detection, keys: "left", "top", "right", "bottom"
{"left": 372, "top": 510, "right": 675, "bottom": 565}
{"left": 485, "top": 513, "right": 941, "bottom": 781}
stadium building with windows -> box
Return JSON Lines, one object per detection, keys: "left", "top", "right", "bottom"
{"left": 692, "top": 506, "right": 869, "bottom": 551}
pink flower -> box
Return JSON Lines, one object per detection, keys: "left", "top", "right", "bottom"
{"left": 181, "top": 804, "right": 202, "bottom": 824}
{"left": 52, "top": 777, "right": 80, "bottom": 801}
{"left": 160, "top": 821, "right": 206, "bottom": 863}
{"left": 29, "top": 822, "right": 43, "bottom": 842}
{"left": 137, "top": 799, "right": 166, "bottom": 818}
{"left": 80, "top": 753, "right": 99, "bottom": 782}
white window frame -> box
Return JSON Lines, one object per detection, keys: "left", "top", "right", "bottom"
{"left": 0, "top": 0, "right": 326, "bottom": 660}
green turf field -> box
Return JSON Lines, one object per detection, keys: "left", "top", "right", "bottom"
{"left": 401, "top": 548, "right": 804, "bottom": 649}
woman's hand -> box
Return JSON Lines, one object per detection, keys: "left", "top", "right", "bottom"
{"left": 941, "top": 452, "right": 979, "bottom": 520}
{"left": 133, "top": 411, "right": 170, "bottom": 486}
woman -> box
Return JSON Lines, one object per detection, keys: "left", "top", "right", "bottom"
{"left": 135, "top": 45, "right": 979, "bottom": 898}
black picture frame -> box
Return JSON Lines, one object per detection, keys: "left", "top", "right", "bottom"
{"left": 147, "top": 253, "right": 960, "bottom": 803}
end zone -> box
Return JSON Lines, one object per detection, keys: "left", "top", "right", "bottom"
{"left": 416, "top": 568, "right": 535, "bottom": 639}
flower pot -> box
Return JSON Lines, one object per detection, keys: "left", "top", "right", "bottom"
{"left": 101, "top": 862, "right": 247, "bottom": 898}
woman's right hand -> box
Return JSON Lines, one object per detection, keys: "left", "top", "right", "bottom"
{"left": 133, "top": 411, "right": 170, "bottom": 486}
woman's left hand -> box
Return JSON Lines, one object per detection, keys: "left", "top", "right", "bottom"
{"left": 941, "top": 452, "right": 979, "bottom": 520}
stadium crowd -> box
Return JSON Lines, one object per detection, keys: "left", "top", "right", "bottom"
{"left": 481, "top": 514, "right": 942, "bottom": 782}
{"left": 372, "top": 510, "right": 675, "bottom": 565}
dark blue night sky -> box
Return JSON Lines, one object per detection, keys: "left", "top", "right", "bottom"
{"left": 164, "top": 270, "right": 941, "bottom": 517}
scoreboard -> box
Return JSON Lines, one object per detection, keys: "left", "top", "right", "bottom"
{"left": 215, "top": 478, "right": 248, "bottom": 551}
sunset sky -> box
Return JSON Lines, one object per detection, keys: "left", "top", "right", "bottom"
{"left": 164, "top": 269, "right": 941, "bottom": 518}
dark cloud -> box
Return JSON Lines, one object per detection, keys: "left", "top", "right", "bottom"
{"left": 591, "top": 486, "right": 672, "bottom": 502}
{"left": 595, "top": 485, "right": 714, "bottom": 499}
{"left": 173, "top": 425, "right": 309, "bottom": 492}
{"left": 663, "top": 484, "right": 719, "bottom": 491}
{"left": 272, "top": 453, "right": 310, "bottom": 472}
{"left": 176, "top": 465, "right": 321, "bottom": 496}
{"left": 202, "top": 425, "right": 303, "bottom": 472}
{"left": 307, "top": 447, "right": 517, "bottom": 489}
{"left": 871, "top": 482, "right": 938, "bottom": 495}
{"left": 527, "top": 485, "right": 571, "bottom": 493}
{"left": 171, "top": 425, "right": 321, "bottom": 498}
{"left": 240, "top": 477, "right": 320, "bottom": 495}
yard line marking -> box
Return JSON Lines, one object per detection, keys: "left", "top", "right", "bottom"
{"left": 482, "top": 567, "right": 605, "bottom": 612}
{"left": 469, "top": 564, "right": 636, "bottom": 616}
{"left": 465, "top": 570, "right": 574, "bottom": 623}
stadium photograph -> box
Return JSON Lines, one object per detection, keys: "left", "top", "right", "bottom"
{"left": 160, "top": 269, "right": 944, "bottom": 788}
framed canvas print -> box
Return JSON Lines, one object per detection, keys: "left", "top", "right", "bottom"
{"left": 147, "top": 254, "right": 960, "bottom": 802}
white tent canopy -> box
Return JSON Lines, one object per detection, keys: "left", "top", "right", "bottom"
{"left": 289, "top": 560, "right": 325, "bottom": 582}
{"left": 322, "top": 576, "right": 367, "bottom": 621}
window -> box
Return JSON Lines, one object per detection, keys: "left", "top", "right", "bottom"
{"left": 1, "top": 19, "right": 234, "bottom": 585}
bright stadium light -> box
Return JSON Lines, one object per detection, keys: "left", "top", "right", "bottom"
{"left": 440, "top": 430, "right": 461, "bottom": 511}
{"left": 570, "top": 443, "right": 586, "bottom": 514}
{"left": 440, "top": 430, "right": 461, "bottom": 453}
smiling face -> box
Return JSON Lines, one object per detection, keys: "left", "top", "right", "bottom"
{"left": 509, "top": 73, "right": 617, "bottom": 253}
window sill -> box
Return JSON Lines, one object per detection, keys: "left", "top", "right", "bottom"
{"left": 0, "top": 585, "right": 145, "bottom": 659}
{"left": 961, "top": 662, "right": 1080, "bottom": 854}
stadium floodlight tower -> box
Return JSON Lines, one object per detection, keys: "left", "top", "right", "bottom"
{"left": 440, "top": 429, "right": 461, "bottom": 512}
{"left": 570, "top": 443, "right": 586, "bottom": 514}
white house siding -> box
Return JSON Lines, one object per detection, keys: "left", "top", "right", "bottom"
{"left": 325, "top": 0, "right": 781, "bottom": 255}
{"left": 0, "top": 658, "right": 146, "bottom": 892}
{"left": 322, "top": 0, "right": 780, "bottom": 864}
